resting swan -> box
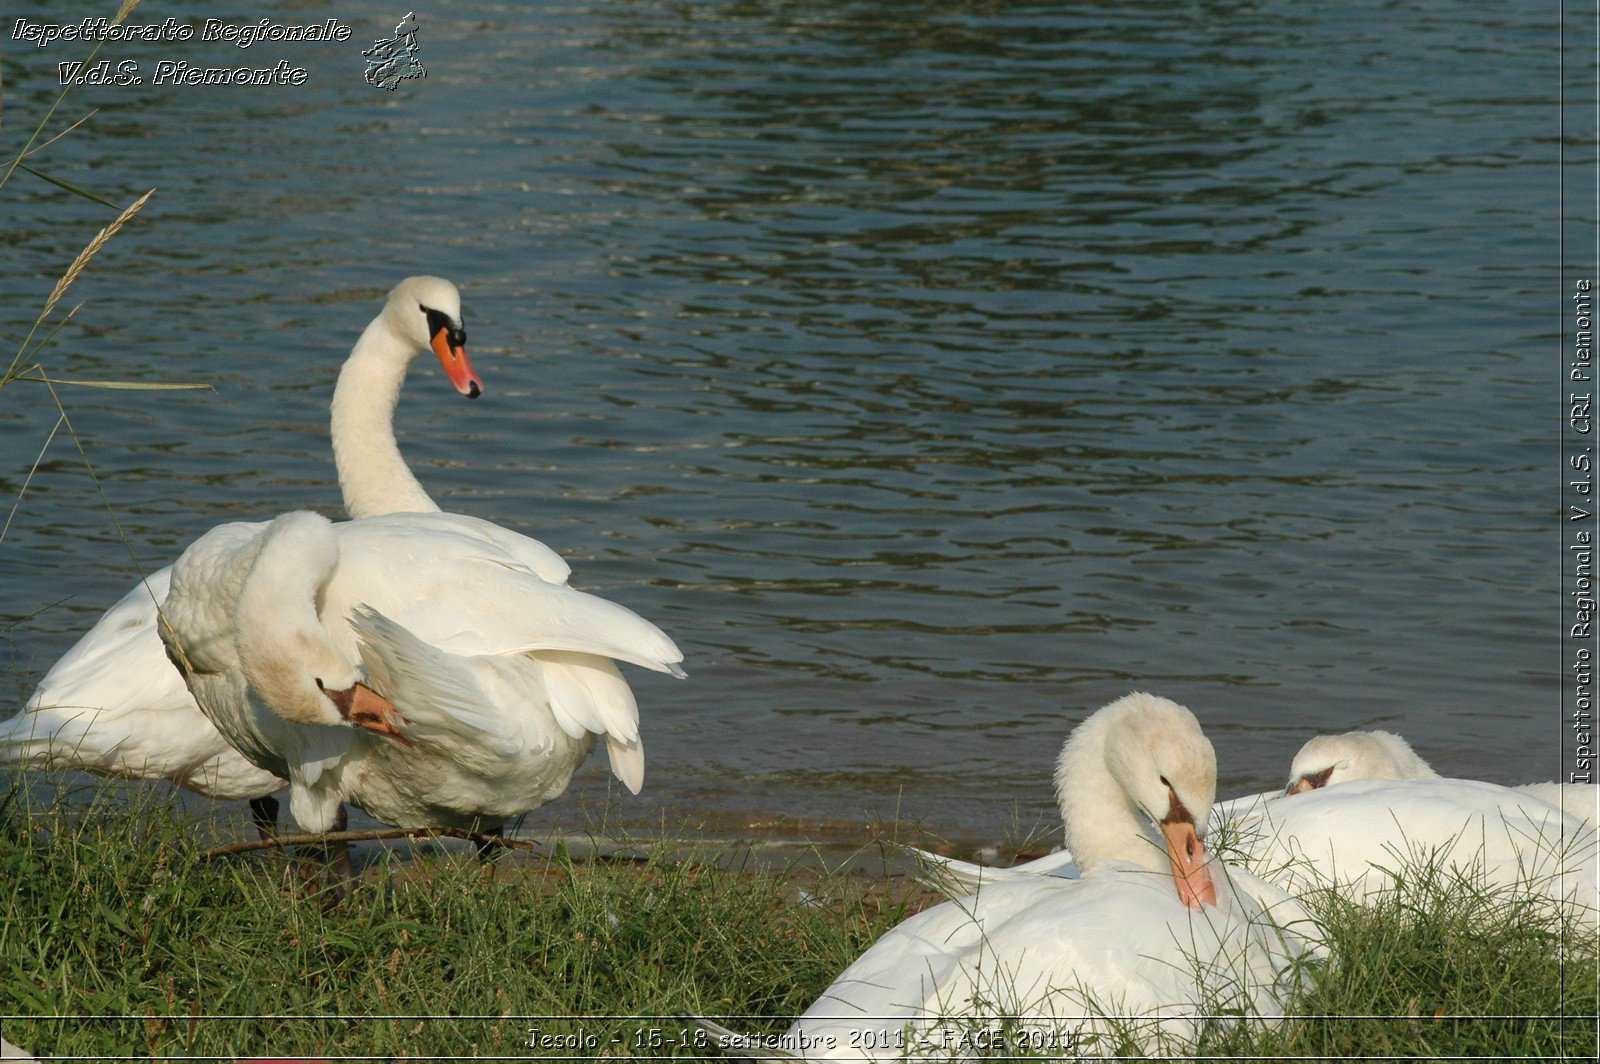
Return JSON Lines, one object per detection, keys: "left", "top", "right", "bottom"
{"left": 0, "top": 278, "right": 480, "bottom": 827}
{"left": 916, "top": 730, "right": 1597, "bottom": 931}
{"left": 159, "top": 510, "right": 682, "bottom": 846}
{"left": 1285, "top": 729, "right": 1597, "bottom": 827}
{"left": 698, "top": 694, "right": 1319, "bottom": 1060}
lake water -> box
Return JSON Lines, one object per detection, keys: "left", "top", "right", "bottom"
{"left": 0, "top": 1, "right": 1577, "bottom": 842}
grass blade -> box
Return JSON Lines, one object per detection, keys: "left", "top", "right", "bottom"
{"left": 12, "top": 375, "right": 211, "bottom": 391}
{"left": 0, "top": 414, "right": 65, "bottom": 547}
{"left": 15, "top": 161, "right": 153, "bottom": 225}
{"left": 21, "top": 108, "right": 99, "bottom": 160}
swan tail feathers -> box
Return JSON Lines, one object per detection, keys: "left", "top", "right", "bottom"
{"left": 349, "top": 606, "right": 510, "bottom": 750}
{"left": 606, "top": 734, "right": 645, "bottom": 795}
{"left": 527, "top": 651, "right": 648, "bottom": 791}
{"left": 535, "top": 653, "right": 640, "bottom": 741}
{"left": 904, "top": 847, "right": 998, "bottom": 898}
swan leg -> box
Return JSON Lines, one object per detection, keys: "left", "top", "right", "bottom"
{"left": 248, "top": 794, "right": 280, "bottom": 841}
{"left": 327, "top": 805, "right": 355, "bottom": 899}
{"left": 469, "top": 822, "right": 505, "bottom": 877}
{"left": 293, "top": 806, "right": 353, "bottom": 908}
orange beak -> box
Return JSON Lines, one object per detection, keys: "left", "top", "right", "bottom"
{"left": 1285, "top": 765, "right": 1334, "bottom": 796}
{"left": 322, "top": 680, "right": 412, "bottom": 747}
{"left": 348, "top": 683, "right": 411, "bottom": 746}
{"left": 431, "top": 327, "right": 482, "bottom": 398}
{"left": 1161, "top": 819, "right": 1219, "bottom": 909}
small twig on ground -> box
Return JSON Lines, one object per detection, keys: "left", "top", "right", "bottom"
{"left": 201, "top": 826, "right": 539, "bottom": 860}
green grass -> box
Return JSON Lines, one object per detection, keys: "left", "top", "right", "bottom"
{"left": 2, "top": 776, "right": 1596, "bottom": 1061}
{"left": 1247, "top": 880, "right": 1597, "bottom": 1058}
{"left": 0, "top": 776, "right": 916, "bottom": 1060}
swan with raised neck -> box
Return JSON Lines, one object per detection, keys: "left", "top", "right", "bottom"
{"left": 1053, "top": 691, "right": 1219, "bottom": 906}
{"left": 331, "top": 276, "right": 481, "bottom": 520}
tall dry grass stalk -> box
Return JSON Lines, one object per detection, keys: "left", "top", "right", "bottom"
{"left": 39, "top": 187, "right": 154, "bottom": 323}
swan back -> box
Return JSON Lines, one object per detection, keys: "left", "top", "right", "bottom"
{"left": 1237, "top": 776, "right": 1597, "bottom": 926}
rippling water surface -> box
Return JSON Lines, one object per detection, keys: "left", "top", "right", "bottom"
{"left": 0, "top": 1, "right": 1568, "bottom": 836}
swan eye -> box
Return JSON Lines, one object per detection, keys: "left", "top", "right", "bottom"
{"left": 421, "top": 306, "right": 466, "bottom": 347}
{"left": 1159, "top": 774, "right": 1172, "bottom": 788}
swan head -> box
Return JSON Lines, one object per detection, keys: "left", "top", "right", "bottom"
{"left": 1284, "top": 729, "right": 1438, "bottom": 794}
{"left": 383, "top": 275, "right": 481, "bottom": 398}
{"left": 1056, "top": 692, "right": 1219, "bottom": 908}
{"left": 233, "top": 513, "right": 409, "bottom": 743}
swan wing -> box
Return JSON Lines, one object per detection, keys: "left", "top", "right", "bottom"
{"left": 333, "top": 516, "right": 684, "bottom": 677}
{"left": 370, "top": 510, "right": 573, "bottom": 584}
{"left": 1517, "top": 781, "right": 1599, "bottom": 828}
{"left": 23, "top": 567, "right": 178, "bottom": 713}
{"left": 791, "top": 870, "right": 1307, "bottom": 1058}
{"left": 5, "top": 568, "right": 188, "bottom": 767}
{"left": 457, "top": 581, "right": 684, "bottom": 677}
{"left": 349, "top": 605, "right": 514, "bottom": 748}
{"left": 1235, "top": 777, "right": 1599, "bottom": 925}
{"left": 349, "top": 607, "right": 650, "bottom": 793}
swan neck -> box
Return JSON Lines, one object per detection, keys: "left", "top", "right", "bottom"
{"left": 330, "top": 315, "right": 440, "bottom": 519}
{"left": 234, "top": 515, "right": 348, "bottom": 728}
{"left": 1055, "top": 714, "right": 1158, "bottom": 873}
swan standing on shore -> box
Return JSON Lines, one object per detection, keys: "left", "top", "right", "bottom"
{"left": 1, "top": 278, "right": 481, "bottom": 830}
{"left": 698, "top": 694, "right": 1319, "bottom": 1060}
{"left": 160, "top": 510, "right": 682, "bottom": 857}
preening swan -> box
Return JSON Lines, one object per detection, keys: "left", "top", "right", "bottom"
{"left": 698, "top": 694, "right": 1319, "bottom": 1060}
{"left": 0, "top": 278, "right": 479, "bottom": 827}
{"left": 1285, "top": 729, "right": 1597, "bottom": 827}
{"left": 159, "top": 511, "right": 682, "bottom": 849}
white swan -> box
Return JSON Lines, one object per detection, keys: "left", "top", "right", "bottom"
{"left": 1, "top": 277, "right": 480, "bottom": 828}
{"left": 698, "top": 694, "right": 1320, "bottom": 1060}
{"left": 1228, "top": 775, "right": 1596, "bottom": 925}
{"left": 159, "top": 510, "right": 682, "bottom": 844}
{"left": 918, "top": 729, "right": 1597, "bottom": 931}
{"left": 1285, "top": 729, "right": 1597, "bottom": 827}
{"left": 908, "top": 778, "right": 1273, "bottom": 899}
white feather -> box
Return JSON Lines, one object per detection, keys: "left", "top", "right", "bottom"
{"left": 349, "top": 605, "right": 509, "bottom": 747}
